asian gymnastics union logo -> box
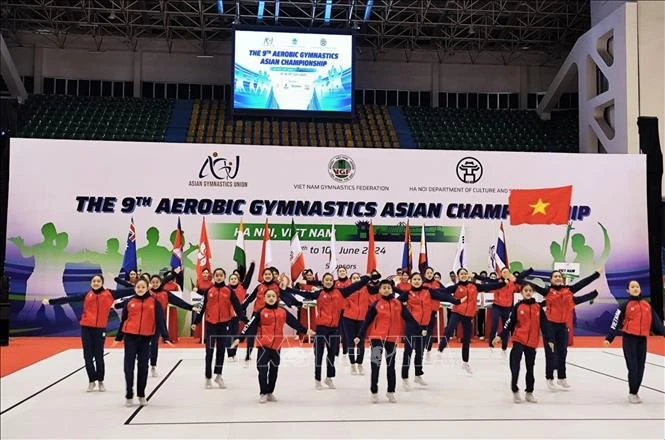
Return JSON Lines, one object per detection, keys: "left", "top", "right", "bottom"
{"left": 456, "top": 157, "right": 483, "bottom": 184}
{"left": 199, "top": 152, "right": 240, "bottom": 180}
{"left": 328, "top": 155, "right": 356, "bottom": 182}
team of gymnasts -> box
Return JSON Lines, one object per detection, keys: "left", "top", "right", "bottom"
{"left": 43, "top": 262, "right": 665, "bottom": 407}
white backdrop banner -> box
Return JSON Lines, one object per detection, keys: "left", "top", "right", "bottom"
{"left": 5, "top": 138, "right": 648, "bottom": 335}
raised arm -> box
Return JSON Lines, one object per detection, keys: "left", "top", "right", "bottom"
{"left": 356, "top": 303, "right": 378, "bottom": 341}
{"left": 515, "top": 268, "right": 534, "bottom": 283}
{"left": 340, "top": 275, "right": 373, "bottom": 298}
{"left": 605, "top": 304, "right": 626, "bottom": 343}
{"left": 477, "top": 280, "right": 506, "bottom": 292}
{"left": 167, "top": 292, "right": 195, "bottom": 311}
{"left": 569, "top": 271, "right": 600, "bottom": 293}
{"left": 242, "top": 285, "right": 260, "bottom": 309}
{"left": 241, "top": 262, "right": 256, "bottom": 290}
{"left": 286, "top": 285, "right": 319, "bottom": 301}
{"left": 47, "top": 294, "right": 87, "bottom": 305}
{"left": 524, "top": 280, "right": 548, "bottom": 296}
{"left": 229, "top": 288, "right": 248, "bottom": 322}
{"left": 651, "top": 308, "right": 665, "bottom": 336}
{"left": 114, "top": 277, "right": 134, "bottom": 288}
{"left": 573, "top": 289, "right": 598, "bottom": 305}
{"left": 154, "top": 301, "right": 170, "bottom": 342}
{"left": 192, "top": 292, "right": 209, "bottom": 325}
{"left": 285, "top": 311, "right": 308, "bottom": 334}
{"left": 110, "top": 287, "right": 136, "bottom": 300}
{"left": 427, "top": 287, "right": 461, "bottom": 304}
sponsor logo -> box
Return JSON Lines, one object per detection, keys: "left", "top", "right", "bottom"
{"left": 328, "top": 155, "right": 356, "bottom": 182}
{"left": 456, "top": 157, "right": 483, "bottom": 184}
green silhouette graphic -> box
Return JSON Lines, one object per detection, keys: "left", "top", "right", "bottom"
{"left": 137, "top": 227, "right": 172, "bottom": 275}
{"left": 10, "top": 226, "right": 88, "bottom": 324}
{"left": 82, "top": 238, "right": 123, "bottom": 280}
{"left": 572, "top": 223, "right": 611, "bottom": 274}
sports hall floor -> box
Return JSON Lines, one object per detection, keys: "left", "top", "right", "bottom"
{"left": 1, "top": 337, "right": 663, "bottom": 439}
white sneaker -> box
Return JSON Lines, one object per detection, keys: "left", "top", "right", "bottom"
{"left": 414, "top": 376, "right": 427, "bottom": 386}
{"left": 628, "top": 394, "right": 642, "bottom": 404}
{"left": 402, "top": 379, "right": 411, "bottom": 391}
{"left": 351, "top": 364, "right": 358, "bottom": 375}
{"left": 151, "top": 366, "right": 158, "bottom": 377}
{"left": 97, "top": 382, "right": 106, "bottom": 392}
{"left": 557, "top": 379, "right": 571, "bottom": 389}
{"left": 479, "top": 336, "right": 485, "bottom": 341}
{"left": 243, "top": 360, "right": 250, "bottom": 368}
{"left": 525, "top": 393, "right": 537, "bottom": 403}
{"left": 138, "top": 397, "right": 148, "bottom": 406}
{"left": 386, "top": 392, "right": 397, "bottom": 403}
{"left": 426, "top": 351, "right": 431, "bottom": 361}
{"left": 205, "top": 379, "right": 213, "bottom": 389}
{"left": 546, "top": 379, "right": 557, "bottom": 391}
{"left": 357, "top": 365, "right": 365, "bottom": 375}
{"left": 259, "top": 394, "right": 267, "bottom": 404}
{"left": 462, "top": 362, "right": 472, "bottom": 374}
{"left": 125, "top": 398, "right": 134, "bottom": 407}
{"left": 371, "top": 393, "right": 379, "bottom": 403}
{"left": 214, "top": 375, "right": 226, "bottom": 389}
{"left": 87, "top": 382, "right": 96, "bottom": 392}
{"left": 501, "top": 349, "right": 508, "bottom": 359}
{"left": 315, "top": 380, "right": 324, "bottom": 390}
{"left": 324, "top": 377, "right": 336, "bottom": 389}
{"left": 513, "top": 392, "right": 522, "bottom": 403}
{"left": 228, "top": 356, "right": 237, "bottom": 362}
{"left": 266, "top": 393, "right": 277, "bottom": 402}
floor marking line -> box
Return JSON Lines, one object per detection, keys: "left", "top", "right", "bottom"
{"left": 125, "top": 417, "right": 665, "bottom": 426}
{"left": 0, "top": 352, "right": 110, "bottom": 415}
{"left": 124, "top": 359, "right": 182, "bottom": 425}
{"left": 566, "top": 361, "right": 665, "bottom": 394}
{"left": 601, "top": 350, "right": 665, "bottom": 368}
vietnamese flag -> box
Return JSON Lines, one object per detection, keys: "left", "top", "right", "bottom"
{"left": 509, "top": 186, "right": 573, "bottom": 225}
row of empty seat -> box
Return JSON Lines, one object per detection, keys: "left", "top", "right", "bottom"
{"left": 17, "top": 95, "right": 173, "bottom": 142}
{"left": 14, "top": 95, "right": 580, "bottom": 153}
{"left": 404, "top": 107, "right": 578, "bottom": 152}
{"left": 186, "top": 101, "right": 400, "bottom": 148}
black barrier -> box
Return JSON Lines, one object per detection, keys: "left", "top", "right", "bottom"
{"left": 637, "top": 117, "right": 664, "bottom": 319}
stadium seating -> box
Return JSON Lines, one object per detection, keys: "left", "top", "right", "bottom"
{"left": 17, "top": 95, "right": 173, "bottom": 142}
{"left": 403, "top": 107, "right": 578, "bottom": 152}
{"left": 15, "top": 95, "right": 579, "bottom": 153}
{"left": 185, "top": 100, "right": 400, "bottom": 148}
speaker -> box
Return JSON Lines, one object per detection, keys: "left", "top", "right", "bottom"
{"left": 637, "top": 116, "right": 663, "bottom": 319}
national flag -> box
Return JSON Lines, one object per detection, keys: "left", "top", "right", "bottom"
{"left": 367, "top": 222, "right": 377, "bottom": 273}
{"left": 120, "top": 217, "right": 137, "bottom": 277}
{"left": 418, "top": 224, "right": 428, "bottom": 273}
{"left": 490, "top": 222, "right": 509, "bottom": 274}
{"left": 401, "top": 221, "right": 412, "bottom": 274}
{"left": 258, "top": 219, "right": 273, "bottom": 282}
{"left": 508, "top": 185, "right": 573, "bottom": 225}
{"left": 233, "top": 220, "right": 246, "bottom": 279}
{"left": 196, "top": 217, "right": 212, "bottom": 283}
{"left": 170, "top": 218, "right": 184, "bottom": 271}
{"left": 289, "top": 219, "right": 306, "bottom": 281}
{"left": 327, "top": 223, "right": 338, "bottom": 272}
{"left": 452, "top": 225, "right": 466, "bottom": 273}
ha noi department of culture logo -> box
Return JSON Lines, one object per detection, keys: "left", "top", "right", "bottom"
{"left": 328, "top": 155, "right": 356, "bottom": 182}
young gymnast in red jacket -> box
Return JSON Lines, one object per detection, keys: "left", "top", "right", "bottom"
{"left": 393, "top": 272, "right": 465, "bottom": 389}
{"left": 227, "top": 262, "right": 255, "bottom": 360}
{"left": 231, "top": 288, "right": 315, "bottom": 403}
{"left": 493, "top": 283, "right": 553, "bottom": 403}
{"left": 191, "top": 268, "right": 247, "bottom": 389}
{"left": 342, "top": 272, "right": 380, "bottom": 375}
{"left": 526, "top": 270, "right": 600, "bottom": 389}
{"left": 285, "top": 272, "right": 378, "bottom": 389}
{"left": 112, "top": 279, "right": 172, "bottom": 407}
{"left": 604, "top": 280, "right": 665, "bottom": 403}
{"left": 437, "top": 268, "right": 505, "bottom": 373}
{"left": 354, "top": 279, "right": 420, "bottom": 403}
{"left": 43, "top": 274, "right": 135, "bottom": 392}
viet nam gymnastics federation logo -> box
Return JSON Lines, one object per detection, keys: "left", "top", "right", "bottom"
{"left": 328, "top": 155, "right": 356, "bottom": 182}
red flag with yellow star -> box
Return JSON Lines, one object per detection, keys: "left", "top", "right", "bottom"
{"left": 508, "top": 186, "right": 573, "bottom": 225}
